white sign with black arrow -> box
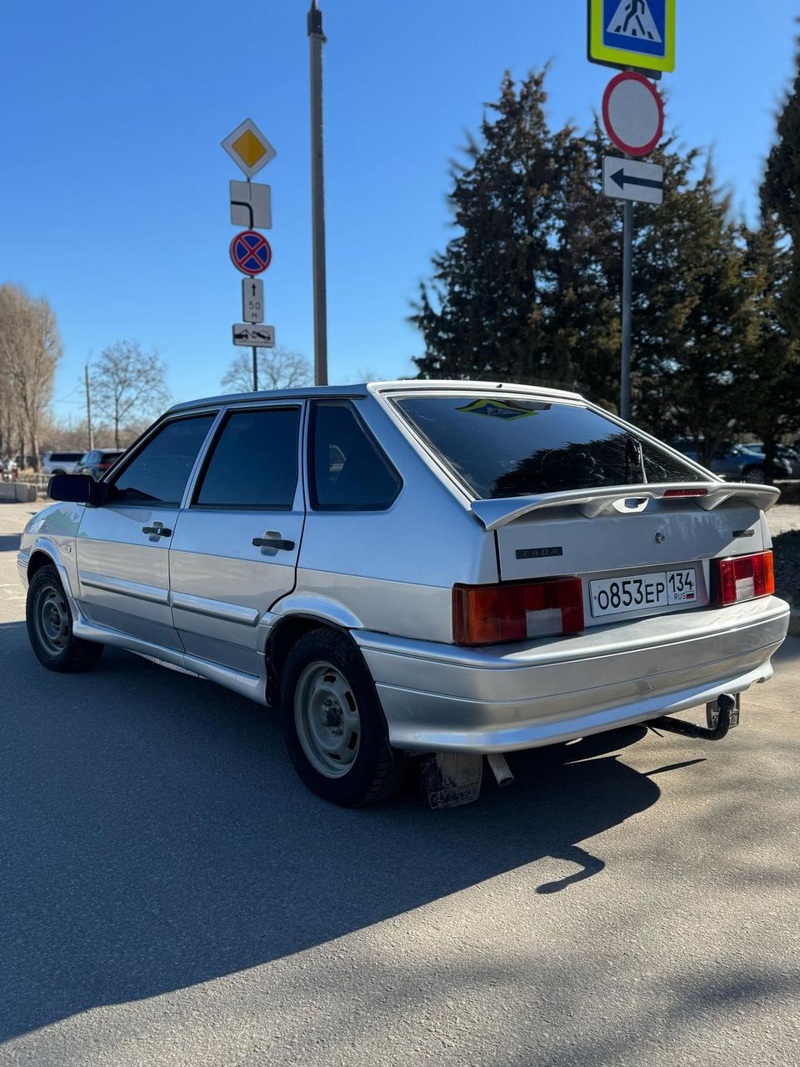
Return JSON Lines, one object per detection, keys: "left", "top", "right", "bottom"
{"left": 242, "top": 278, "right": 264, "bottom": 323}
{"left": 230, "top": 180, "right": 272, "bottom": 230}
{"left": 232, "top": 324, "right": 275, "bottom": 348}
{"left": 603, "top": 156, "right": 663, "bottom": 205}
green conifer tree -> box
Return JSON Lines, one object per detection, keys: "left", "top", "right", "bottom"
{"left": 631, "top": 153, "right": 757, "bottom": 458}
{"left": 410, "top": 69, "right": 619, "bottom": 402}
{"left": 762, "top": 35, "right": 800, "bottom": 331}
{"left": 734, "top": 217, "right": 800, "bottom": 479}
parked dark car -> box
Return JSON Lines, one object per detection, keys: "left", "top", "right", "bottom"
{"left": 73, "top": 449, "right": 126, "bottom": 480}
{"left": 673, "top": 441, "right": 792, "bottom": 483}
{"left": 745, "top": 443, "right": 800, "bottom": 478}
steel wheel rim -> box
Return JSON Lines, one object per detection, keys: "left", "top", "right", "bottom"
{"left": 35, "top": 582, "right": 71, "bottom": 656}
{"left": 294, "top": 660, "right": 361, "bottom": 778}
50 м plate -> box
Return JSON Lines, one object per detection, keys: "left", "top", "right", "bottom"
{"left": 590, "top": 568, "right": 698, "bottom": 618}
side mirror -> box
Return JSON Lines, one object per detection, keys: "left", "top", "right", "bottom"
{"left": 48, "top": 474, "right": 111, "bottom": 506}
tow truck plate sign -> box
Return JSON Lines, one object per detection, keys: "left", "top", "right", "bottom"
{"left": 590, "top": 567, "right": 698, "bottom": 617}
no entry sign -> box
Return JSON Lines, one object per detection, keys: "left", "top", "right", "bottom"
{"left": 230, "top": 230, "right": 272, "bottom": 275}
{"left": 602, "top": 71, "right": 664, "bottom": 157}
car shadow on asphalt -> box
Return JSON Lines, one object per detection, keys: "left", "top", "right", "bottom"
{"left": 0, "top": 629, "right": 687, "bottom": 1042}
{"left": 0, "top": 533, "right": 21, "bottom": 552}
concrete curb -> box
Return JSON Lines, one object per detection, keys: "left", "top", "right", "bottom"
{"left": 0, "top": 483, "right": 38, "bottom": 503}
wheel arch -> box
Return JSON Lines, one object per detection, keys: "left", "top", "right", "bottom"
{"left": 27, "top": 546, "right": 76, "bottom": 599}
{"left": 265, "top": 614, "right": 358, "bottom": 708}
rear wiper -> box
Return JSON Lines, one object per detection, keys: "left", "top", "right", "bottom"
{"left": 626, "top": 435, "right": 648, "bottom": 484}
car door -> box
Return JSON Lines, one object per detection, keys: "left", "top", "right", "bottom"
{"left": 168, "top": 403, "right": 304, "bottom": 676}
{"left": 74, "top": 413, "right": 218, "bottom": 650}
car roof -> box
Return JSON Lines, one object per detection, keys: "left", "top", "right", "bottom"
{"left": 164, "top": 380, "right": 586, "bottom": 416}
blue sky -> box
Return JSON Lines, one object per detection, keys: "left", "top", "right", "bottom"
{"left": 3, "top": 1, "right": 798, "bottom": 425}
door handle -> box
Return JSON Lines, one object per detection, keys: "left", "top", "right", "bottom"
{"left": 252, "top": 533, "right": 295, "bottom": 551}
{"left": 142, "top": 523, "right": 172, "bottom": 538}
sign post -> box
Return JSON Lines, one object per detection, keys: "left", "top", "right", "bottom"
{"left": 590, "top": 0, "right": 674, "bottom": 419}
{"left": 223, "top": 119, "right": 277, "bottom": 391}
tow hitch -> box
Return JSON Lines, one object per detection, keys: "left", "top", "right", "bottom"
{"left": 649, "top": 693, "right": 740, "bottom": 741}
{"left": 420, "top": 695, "right": 741, "bottom": 810}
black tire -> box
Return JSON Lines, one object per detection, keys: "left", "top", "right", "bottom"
{"left": 742, "top": 465, "right": 765, "bottom": 484}
{"left": 280, "top": 628, "right": 406, "bottom": 806}
{"left": 26, "top": 564, "right": 104, "bottom": 673}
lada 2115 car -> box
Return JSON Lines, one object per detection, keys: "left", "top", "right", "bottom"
{"left": 19, "top": 381, "right": 789, "bottom": 808}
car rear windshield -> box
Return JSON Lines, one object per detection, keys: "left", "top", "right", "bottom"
{"left": 394, "top": 395, "right": 700, "bottom": 499}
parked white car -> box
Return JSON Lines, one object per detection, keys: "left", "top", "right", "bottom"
{"left": 18, "top": 381, "right": 789, "bottom": 808}
{"left": 40, "top": 451, "right": 86, "bottom": 476}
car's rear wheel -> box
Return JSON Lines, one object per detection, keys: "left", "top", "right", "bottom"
{"left": 280, "top": 628, "right": 406, "bottom": 806}
{"left": 26, "top": 564, "right": 104, "bottom": 673}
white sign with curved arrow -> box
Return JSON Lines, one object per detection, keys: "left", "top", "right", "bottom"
{"left": 603, "top": 156, "right": 663, "bottom": 205}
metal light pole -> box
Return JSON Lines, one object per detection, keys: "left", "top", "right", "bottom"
{"left": 308, "top": 0, "right": 328, "bottom": 385}
{"left": 85, "top": 362, "right": 94, "bottom": 450}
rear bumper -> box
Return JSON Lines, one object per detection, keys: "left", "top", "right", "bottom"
{"left": 356, "top": 597, "right": 790, "bottom": 753}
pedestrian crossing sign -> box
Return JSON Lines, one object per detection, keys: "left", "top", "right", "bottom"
{"left": 588, "top": 0, "right": 675, "bottom": 73}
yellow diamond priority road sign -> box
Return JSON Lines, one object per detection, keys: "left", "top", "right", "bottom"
{"left": 222, "top": 119, "right": 276, "bottom": 179}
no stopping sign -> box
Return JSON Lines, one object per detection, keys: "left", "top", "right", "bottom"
{"left": 602, "top": 71, "right": 664, "bottom": 157}
{"left": 230, "top": 230, "right": 272, "bottom": 275}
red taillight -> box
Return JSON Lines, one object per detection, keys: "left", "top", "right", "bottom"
{"left": 663, "top": 488, "right": 709, "bottom": 498}
{"left": 453, "top": 578, "right": 584, "bottom": 646}
{"left": 714, "top": 551, "right": 774, "bottom": 606}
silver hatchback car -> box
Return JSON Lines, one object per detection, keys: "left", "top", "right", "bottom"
{"left": 18, "top": 381, "right": 790, "bottom": 807}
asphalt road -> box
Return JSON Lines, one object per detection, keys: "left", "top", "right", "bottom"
{"left": 2, "top": 501, "right": 799, "bottom": 1067}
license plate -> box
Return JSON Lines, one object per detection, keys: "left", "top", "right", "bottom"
{"left": 589, "top": 568, "right": 698, "bottom": 618}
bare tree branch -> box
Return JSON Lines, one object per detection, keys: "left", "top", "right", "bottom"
{"left": 220, "top": 346, "right": 312, "bottom": 393}
{"left": 91, "top": 341, "right": 170, "bottom": 447}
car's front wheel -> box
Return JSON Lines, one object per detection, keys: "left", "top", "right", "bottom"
{"left": 26, "top": 564, "right": 104, "bottom": 672}
{"left": 280, "top": 628, "right": 406, "bottom": 806}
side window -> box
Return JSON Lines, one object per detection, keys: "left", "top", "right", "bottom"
{"left": 112, "top": 415, "right": 216, "bottom": 505}
{"left": 310, "top": 401, "right": 401, "bottom": 510}
{"left": 194, "top": 407, "right": 301, "bottom": 508}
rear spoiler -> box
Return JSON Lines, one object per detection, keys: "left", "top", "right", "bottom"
{"left": 470, "top": 482, "right": 780, "bottom": 531}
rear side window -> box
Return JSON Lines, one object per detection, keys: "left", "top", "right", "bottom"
{"left": 194, "top": 407, "right": 301, "bottom": 508}
{"left": 395, "top": 395, "right": 699, "bottom": 499}
{"left": 309, "top": 402, "right": 401, "bottom": 510}
{"left": 112, "top": 415, "right": 216, "bottom": 504}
